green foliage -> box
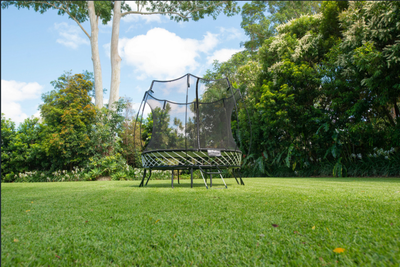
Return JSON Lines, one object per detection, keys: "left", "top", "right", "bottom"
{"left": 240, "top": 2, "right": 274, "bottom": 52}
{"left": 0, "top": 71, "right": 137, "bottom": 182}
{"left": 140, "top": 112, "right": 153, "bottom": 149}
{"left": 239, "top": 1, "right": 322, "bottom": 53}
{"left": 205, "top": 1, "right": 400, "bottom": 177}
{"left": 1, "top": 114, "right": 48, "bottom": 180}
{"left": 40, "top": 72, "right": 97, "bottom": 170}
{"left": 88, "top": 99, "right": 125, "bottom": 158}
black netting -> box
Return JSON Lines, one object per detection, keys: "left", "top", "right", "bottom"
{"left": 142, "top": 74, "right": 240, "bottom": 152}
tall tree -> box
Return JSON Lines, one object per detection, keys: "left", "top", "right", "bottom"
{"left": 2, "top": 1, "right": 240, "bottom": 111}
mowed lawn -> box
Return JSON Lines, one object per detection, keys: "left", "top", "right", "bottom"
{"left": 1, "top": 177, "right": 399, "bottom": 266}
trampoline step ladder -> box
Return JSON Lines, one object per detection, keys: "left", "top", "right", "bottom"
{"left": 199, "top": 166, "right": 227, "bottom": 189}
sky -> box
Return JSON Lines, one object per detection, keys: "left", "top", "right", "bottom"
{"left": 1, "top": 2, "right": 249, "bottom": 126}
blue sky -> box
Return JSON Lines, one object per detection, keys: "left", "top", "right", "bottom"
{"left": 1, "top": 2, "right": 248, "bottom": 125}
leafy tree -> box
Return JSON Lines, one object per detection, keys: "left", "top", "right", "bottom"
{"left": 1, "top": 115, "right": 47, "bottom": 181}
{"left": 1, "top": 114, "right": 17, "bottom": 181}
{"left": 40, "top": 72, "right": 97, "bottom": 170}
{"left": 240, "top": 1, "right": 274, "bottom": 53}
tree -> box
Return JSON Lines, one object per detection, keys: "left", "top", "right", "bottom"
{"left": 240, "top": 1, "right": 274, "bottom": 53}
{"left": 40, "top": 72, "right": 97, "bottom": 170}
{"left": 1, "top": 114, "right": 17, "bottom": 180}
{"left": 1, "top": 114, "right": 48, "bottom": 181}
{"left": 2, "top": 1, "right": 240, "bottom": 110}
{"left": 239, "top": 1, "right": 322, "bottom": 53}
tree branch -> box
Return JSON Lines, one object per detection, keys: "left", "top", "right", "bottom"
{"left": 382, "top": 106, "right": 396, "bottom": 127}
{"left": 394, "top": 100, "right": 399, "bottom": 119}
{"left": 121, "top": 1, "right": 229, "bottom": 20}
{"left": 121, "top": 10, "right": 188, "bottom": 19}
{"left": 183, "top": 1, "right": 228, "bottom": 18}
{"left": 34, "top": 1, "right": 90, "bottom": 39}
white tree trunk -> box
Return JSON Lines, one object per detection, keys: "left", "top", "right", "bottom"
{"left": 109, "top": 1, "right": 122, "bottom": 111}
{"left": 88, "top": 1, "right": 104, "bottom": 109}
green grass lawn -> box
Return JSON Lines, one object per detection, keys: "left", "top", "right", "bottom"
{"left": 1, "top": 177, "right": 399, "bottom": 266}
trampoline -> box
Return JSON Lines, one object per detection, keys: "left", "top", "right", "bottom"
{"left": 134, "top": 73, "right": 250, "bottom": 189}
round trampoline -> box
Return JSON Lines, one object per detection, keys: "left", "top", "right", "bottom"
{"left": 135, "top": 74, "right": 250, "bottom": 189}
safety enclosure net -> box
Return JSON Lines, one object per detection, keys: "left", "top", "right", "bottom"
{"left": 140, "top": 74, "right": 241, "bottom": 153}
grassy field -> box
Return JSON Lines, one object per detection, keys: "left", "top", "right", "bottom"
{"left": 1, "top": 177, "right": 399, "bottom": 266}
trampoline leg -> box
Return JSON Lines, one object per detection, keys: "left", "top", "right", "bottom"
{"left": 233, "top": 169, "right": 239, "bottom": 185}
{"left": 199, "top": 170, "right": 208, "bottom": 189}
{"left": 191, "top": 168, "right": 193, "bottom": 188}
{"left": 210, "top": 173, "right": 212, "bottom": 188}
{"left": 178, "top": 170, "right": 180, "bottom": 184}
{"left": 139, "top": 169, "right": 146, "bottom": 187}
{"left": 145, "top": 169, "right": 152, "bottom": 186}
{"left": 239, "top": 169, "right": 245, "bottom": 185}
{"left": 171, "top": 170, "right": 174, "bottom": 188}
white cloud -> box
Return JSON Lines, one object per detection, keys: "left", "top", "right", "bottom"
{"left": 1, "top": 80, "right": 43, "bottom": 124}
{"left": 218, "top": 27, "right": 244, "bottom": 41}
{"left": 118, "top": 28, "right": 219, "bottom": 80}
{"left": 54, "top": 22, "right": 89, "bottom": 49}
{"left": 206, "top": 48, "right": 244, "bottom": 65}
{"left": 1, "top": 102, "right": 28, "bottom": 124}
